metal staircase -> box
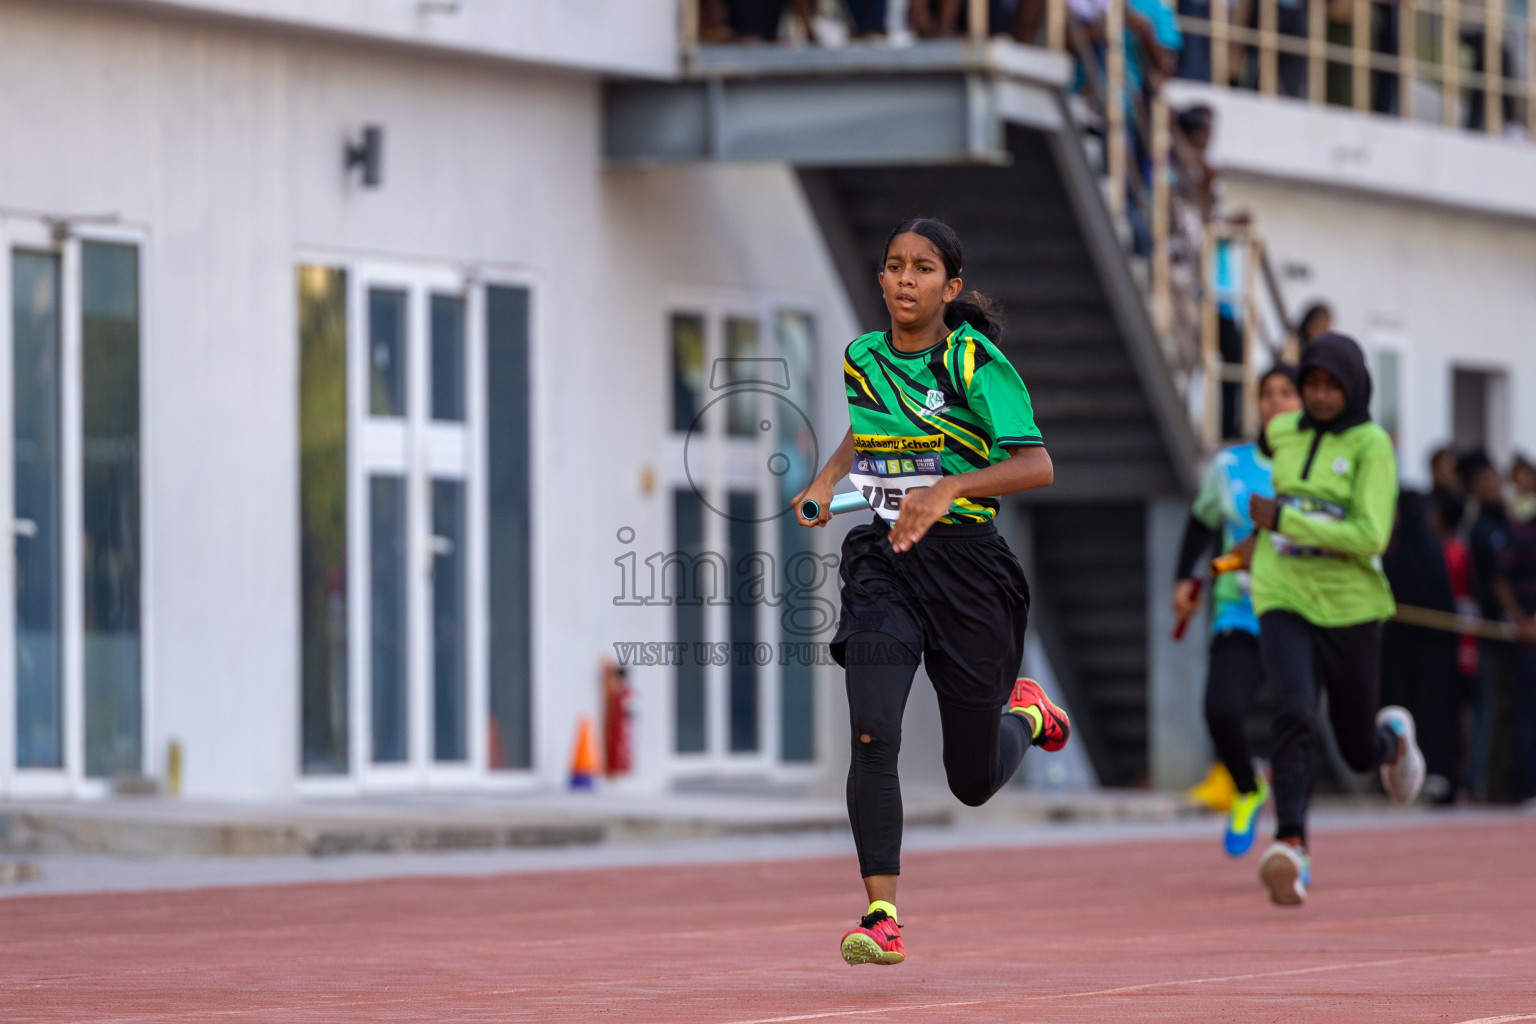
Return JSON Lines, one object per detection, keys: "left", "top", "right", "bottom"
{"left": 606, "top": 40, "right": 1201, "bottom": 787}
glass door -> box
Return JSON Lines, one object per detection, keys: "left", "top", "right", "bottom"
{"left": 11, "top": 246, "right": 64, "bottom": 776}
{"left": 2, "top": 223, "right": 144, "bottom": 796}
{"left": 664, "top": 299, "right": 820, "bottom": 774}
{"left": 351, "top": 264, "right": 482, "bottom": 788}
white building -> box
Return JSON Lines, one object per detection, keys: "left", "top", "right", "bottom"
{"left": 0, "top": 0, "right": 1530, "bottom": 802}
{"left": 0, "top": 0, "right": 863, "bottom": 800}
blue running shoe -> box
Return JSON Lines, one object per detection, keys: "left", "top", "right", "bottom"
{"left": 1222, "top": 771, "right": 1270, "bottom": 857}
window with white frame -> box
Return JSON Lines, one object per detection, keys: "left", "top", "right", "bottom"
{"left": 297, "top": 262, "right": 532, "bottom": 785}
{"left": 664, "top": 302, "right": 822, "bottom": 767}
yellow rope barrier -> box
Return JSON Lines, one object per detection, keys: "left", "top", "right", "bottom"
{"left": 1391, "top": 604, "right": 1520, "bottom": 642}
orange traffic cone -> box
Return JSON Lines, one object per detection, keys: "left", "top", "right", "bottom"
{"left": 569, "top": 715, "right": 600, "bottom": 790}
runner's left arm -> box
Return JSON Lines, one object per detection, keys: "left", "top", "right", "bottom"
{"left": 888, "top": 446, "right": 1053, "bottom": 552}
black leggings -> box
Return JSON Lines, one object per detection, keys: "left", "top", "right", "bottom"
{"left": 1205, "top": 630, "right": 1264, "bottom": 795}
{"left": 1259, "top": 610, "right": 1397, "bottom": 845}
{"left": 844, "top": 630, "right": 1031, "bottom": 877}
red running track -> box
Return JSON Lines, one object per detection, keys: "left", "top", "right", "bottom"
{"left": 3, "top": 819, "right": 1535, "bottom": 1023}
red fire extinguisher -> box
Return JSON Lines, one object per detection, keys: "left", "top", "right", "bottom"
{"left": 602, "top": 660, "right": 633, "bottom": 777}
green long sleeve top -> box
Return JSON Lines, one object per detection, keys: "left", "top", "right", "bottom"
{"left": 1250, "top": 410, "right": 1398, "bottom": 627}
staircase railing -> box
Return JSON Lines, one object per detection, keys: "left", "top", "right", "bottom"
{"left": 1173, "top": 0, "right": 1535, "bottom": 134}
{"left": 1046, "top": 0, "right": 1302, "bottom": 450}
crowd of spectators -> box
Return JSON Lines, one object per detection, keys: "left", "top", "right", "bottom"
{"left": 1385, "top": 446, "right": 1536, "bottom": 804}
{"left": 695, "top": 0, "right": 1146, "bottom": 51}
{"left": 700, "top": 0, "right": 1528, "bottom": 138}
{"left": 697, "top": 1, "right": 1050, "bottom": 43}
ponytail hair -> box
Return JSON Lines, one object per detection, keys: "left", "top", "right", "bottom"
{"left": 944, "top": 290, "right": 1003, "bottom": 344}
{"left": 883, "top": 216, "right": 1004, "bottom": 344}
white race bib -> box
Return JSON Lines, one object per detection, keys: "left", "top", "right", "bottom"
{"left": 848, "top": 433, "right": 945, "bottom": 523}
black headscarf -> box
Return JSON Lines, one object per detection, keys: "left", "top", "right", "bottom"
{"left": 1298, "top": 332, "right": 1372, "bottom": 433}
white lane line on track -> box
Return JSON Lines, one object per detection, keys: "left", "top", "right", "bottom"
{"left": 713, "top": 945, "right": 1536, "bottom": 1024}
{"left": 1447, "top": 1016, "right": 1536, "bottom": 1024}
{"left": 712, "top": 1002, "right": 994, "bottom": 1024}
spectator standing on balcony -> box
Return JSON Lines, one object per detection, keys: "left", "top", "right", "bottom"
{"left": 709, "top": 0, "right": 818, "bottom": 41}
{"left": 845, "top": 0, "right": 890, "bottom": 36}
{"left": 1175, "top": 105, "right": 1220, "bottom": 216}
{"left": 1323, "top": 0, "right": 1397, "bottom": 113}
{"left": 1210, "top": 214, "right": 1250, "bottom": 441}
{"left": 1172, "top": 364, "right": 1301, "bottom": 858}
{"left": 1129, "top": 0, "right": 1183, "bottom": 86}
{"left": 1298, "top": 302, "right": 1333, "bottom": 344}
{"left": 1166, "top": 105, "right": 1219, "bottom": 377}
{"left": 1175, "top": 0, "right": 1215, "bottom": 81}
{"left": 910, "top": 0, "right": 963, "bottom": 35}
{"left": 909, "top": 0, "right": 1046, "bottom": 40}
{"left": 1233, "top": 0, "right": 1309, "bottom": 97}
{"left": 1247, "top": 333, "right": 1425, "bottom": 906}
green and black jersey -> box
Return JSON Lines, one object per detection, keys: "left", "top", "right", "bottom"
{"left": 843, "top": 323, "right": 1043, "bottom": 524}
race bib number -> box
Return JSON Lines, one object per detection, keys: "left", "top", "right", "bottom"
{"left": 848, "top": 433, "right": 945, "bottom": 523}
{"left": 1272, "top": 494, "right": 1348, "bottom": 558}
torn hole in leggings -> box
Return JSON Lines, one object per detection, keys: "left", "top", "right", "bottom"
{"left": 860, "top": 733, "right": 872, "bottom": 743}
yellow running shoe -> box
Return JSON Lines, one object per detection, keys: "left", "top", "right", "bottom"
{"left": 1186, "top": 762, "right": 1237, "bottom": 813}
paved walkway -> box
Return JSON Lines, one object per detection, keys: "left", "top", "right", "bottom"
{"left": 0, "top": 785, "right": 1187, "bottom": 857}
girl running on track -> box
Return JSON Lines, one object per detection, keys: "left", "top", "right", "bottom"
{"left": 1173, "top": 364, "right": 1301, "bottom": 859}
{"left": 1247, "top": 332, "right": 1426, "bottom": 906}
{"left": 793, "top": 217, "right": 1069, "bottom": 966}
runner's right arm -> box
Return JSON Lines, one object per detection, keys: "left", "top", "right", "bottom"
{"left": 793, "top": 428, "right": 855, "bottom": 527}
{"left": 1173, "top": 457, "right": 1225, "bottom": 618}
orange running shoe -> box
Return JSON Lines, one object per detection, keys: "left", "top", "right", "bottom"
{"left": 1007, "top": 677, "right": 1071, "bottom": 752}
{"left": 840, "top": 908, "right": 905, "bottom": 965}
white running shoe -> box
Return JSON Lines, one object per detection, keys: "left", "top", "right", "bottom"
{"left": 1259, "top": 842, "right": 1308, "bottom": 906}
{"left": 1376, "top": 705, "right": 1426, "bottom": 805}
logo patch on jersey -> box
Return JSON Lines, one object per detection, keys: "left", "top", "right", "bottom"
{"left": 924, "top": 389, "right": 946, "bottom": 412}
{"left": 1332, "top": 457, "right": 1349, "bottom": 475}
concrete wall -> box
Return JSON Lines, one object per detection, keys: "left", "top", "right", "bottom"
{"left": 91, "top": 0, "right": 680, "bottom": 78}
{"left": 0, "top": 0, "right": 857, "bottom": 797}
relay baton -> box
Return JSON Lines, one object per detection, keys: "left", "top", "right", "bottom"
{"left": 799, "top": 492, "right": 871, "bottom": 521}
{"left": 1171, "top": 579, "right": 1203, "bottom": 641}
{"left": 1209, "top": 551, "right": 1245, "bottom": 575}
{"left": 1172, "top": 552, "right": 1245, "bottom": 640}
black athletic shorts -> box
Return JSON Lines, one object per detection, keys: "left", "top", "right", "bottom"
{"left": 830, "top": 517, "right": 1030, "bottom": 711}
